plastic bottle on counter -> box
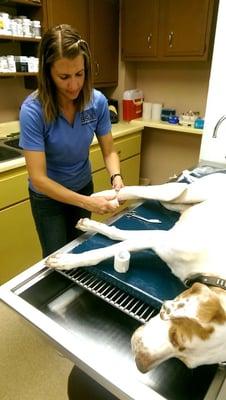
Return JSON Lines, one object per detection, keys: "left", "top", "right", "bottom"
{"left": 194, "top": 117, "right": 204, "bottom": 129}
{"left": 123, "top": 89, "right": 143, "bottom": 121}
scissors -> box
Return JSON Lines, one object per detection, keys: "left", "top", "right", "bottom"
{"left": 126, "top": 210, "right": 161, "bottom": 223}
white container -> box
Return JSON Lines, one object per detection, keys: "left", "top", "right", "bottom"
{"left": 151, "top": 103, "right": 162, "bottom": 121}
{"left": 14, "top": 19, "right": 23, "bottom": 36}
{"left": 31, "top": 20, "right": 41, "bottom": 38}
{"left": 7, "top": 55, "right": 16, "bottom": 72}
{"left": 22, "top": 18, "right": 32, "bottom": 37}
{"left": 114, "top": 250, "right": 130, "bottom": 273}
{"left": 142, "top": 102, "right": 152, "bottom": 120}
{"left": 0, "top": 12, "right": 10, "bottom": 35}
{"left": 10, "top": 19, "right": 18, "bottom": 36}
{"left": 123, "top": 89, "right": 143, "bottom": 121}
{"left": 0, "top": 56, "right": 8, "bottom": 72}
{"left": 34, "top": 57, "right": 39, "bottom": 72}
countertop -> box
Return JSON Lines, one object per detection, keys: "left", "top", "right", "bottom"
{"left": 132, "top": 118, "right": 203, "bottom": 135}
{"left": 0, "top": 119, "right": 202, "bottom": 174}
{"left": 0, "top": 121, "right": 143, "bottom": 174}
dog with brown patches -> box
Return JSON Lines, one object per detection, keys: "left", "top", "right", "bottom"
{"left": 132, "top": 283, "right": 226, "bottom": 371}
{"left": 46, "top": 172, "right": 226, "bottom": 371}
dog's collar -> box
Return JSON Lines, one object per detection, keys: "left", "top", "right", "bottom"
{"left": 184, "top": 274, "right": 226, "bottom": 368}
{"left": 184, "top": 274, "right": 226, "bottom": 290}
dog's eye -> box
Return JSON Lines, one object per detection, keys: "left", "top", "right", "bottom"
{"left": 177, "top": 302, "right": 185, "bottom": 309}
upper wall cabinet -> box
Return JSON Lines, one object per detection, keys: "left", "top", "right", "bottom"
{"left": 121, "top": 0, "right": 218, "bottom": 61}
{"left": 44, "top": 0, "right": 89, "bottom": 42}
{"left": 89, "top": 0, "right": 119, "bottom": 87}
{"left": 121, "top": 0, "right": 159, "bottom": 59}
{"left": 44, "top": 0, "right": 119, "bottom": 87}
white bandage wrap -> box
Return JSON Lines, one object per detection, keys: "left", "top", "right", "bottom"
{"left": 114, "top": 250, "right": 130, "bottom": 273}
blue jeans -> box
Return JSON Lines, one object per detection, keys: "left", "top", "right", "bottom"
{"left": 29, "top": 181, "right": 93, "bottom": 258}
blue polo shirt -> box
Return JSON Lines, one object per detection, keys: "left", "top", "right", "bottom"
{"left": 19, "top": 89, "right": 111, "bottom": 193}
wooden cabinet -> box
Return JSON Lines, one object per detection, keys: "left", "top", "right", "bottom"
{"left": 44, "top": 0, "right": 89, "bottom": 42}
{"left": 0, "top": 167, "right": 41, "bottom": 284}
{"left": 121, "top": 0, "right": 159, "bottom": 59}
{"left": 0, "top": 200, "right": 41, "bottom": 284}
{"left": 121, "top": 0, "right": 218, "bottom": 61}
{"left": 159, "top": 0, "right": 216, "bottom": 59}
{"left": 44, "top": 0, "right": 119, "bottom": 86}
{"left": 89, "top": 0, "right": 119, "bottom": 86}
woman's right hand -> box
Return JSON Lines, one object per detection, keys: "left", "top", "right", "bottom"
{"left": 86, "top": 195, "right": 119, "bottom": 215}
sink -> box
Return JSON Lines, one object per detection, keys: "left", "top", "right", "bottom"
{"left": 0, "top": 134, "right": 23, "bottom": 162}
{"left": 3, "top": 136, "right": 21, "bottom": 150}
{"left": 0, "top": 146, "right": 22, "bottom": 162}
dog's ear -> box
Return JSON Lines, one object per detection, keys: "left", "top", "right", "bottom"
{"left": 161, "top": 283, "right": 226, "bottom": 325}
{"left": 160, "top": 283, "right": 205, "bottom": 321}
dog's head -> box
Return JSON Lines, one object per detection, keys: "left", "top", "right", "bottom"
{"left": 131, "top": 283, "right": 226, "bottom": 372}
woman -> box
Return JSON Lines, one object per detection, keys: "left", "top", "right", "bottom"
{"left": 19, "top": 24, "right": 123, "bottom": 258}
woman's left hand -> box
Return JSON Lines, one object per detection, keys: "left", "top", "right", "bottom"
{"left": 112, "top": 176, "right": 125, "bottom": 205}
{"left": 112, "top": 175, "right": 124, "bottom": 192}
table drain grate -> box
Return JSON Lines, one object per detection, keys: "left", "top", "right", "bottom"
{"left": 58, "top": 268, "right": 157, "bottom": 324}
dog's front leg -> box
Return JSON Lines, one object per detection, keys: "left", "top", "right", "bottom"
{"left": 76, "top": 218, "right": 139, "bottom": 241}
{"left": 92, "top": 183, "right": 188, "bottom": 203}
{"left": 46, "top": 237, "right": 152, "bottom": 271}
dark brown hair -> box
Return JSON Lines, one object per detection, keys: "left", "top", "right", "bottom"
{"left": 36, "top": 24, "right": 92, "bottom": 123}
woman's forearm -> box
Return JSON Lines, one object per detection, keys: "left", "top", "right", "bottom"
{"left": 30, "top": 175, "right": 119, "bottom": 214}
{"left": 31, "top": 175, "right": 90, "bottom": 207}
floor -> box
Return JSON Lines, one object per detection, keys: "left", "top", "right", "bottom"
{"left": 0, "top": 301, "right": 74, "bottom": 400}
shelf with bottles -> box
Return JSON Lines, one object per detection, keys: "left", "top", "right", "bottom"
{"left": 0, "top": 71, "right": 37, "bottom": 77}
{"left": 0, "top": 34, "right": 40, "bottom": 41}
{"left": 0, "top": 54, "right": 38, "bottom": 76}
{"left": 0, "top": 13, "right": 41, "bottom": 37}
{"left": 3, "top": 1, "right": 42, "bottom": 8}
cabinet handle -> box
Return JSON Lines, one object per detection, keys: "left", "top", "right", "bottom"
{"left": 168, "top": 31, "right": 174, "bottom": 48}
{"left": 94, "top": 62, "right": 100, "bottom": 76}
{"left": 147, "top": 33, "right": 152, "bottom": 49}
{"left": 117, "top": 150, "right": 121, "bottom": 156}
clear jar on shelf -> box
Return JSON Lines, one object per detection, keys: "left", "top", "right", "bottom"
{"left": 0, "top": 12, "right": 11, "bottom": 35}
{"left": 31, "top": 20, "right": 41, "bottom": 38}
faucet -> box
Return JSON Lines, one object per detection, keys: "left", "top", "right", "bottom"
{"left": 212, "top": 115, "right": 226, "bottom": 138}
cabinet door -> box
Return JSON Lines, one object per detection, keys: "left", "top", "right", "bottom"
{"left": 89, "top": 0, "right": 119, "bottom": 86}
{"left": 0, "top": 200, "right": 41, "bottom": 284}
{"left": 121, "top": 0, "right": 159, "bottom": 60}
{"left": 159, "top": 0, "right": 215, "bottom": 59}
{"left": 45, "top": 0, "right": 89, "bottom": 41}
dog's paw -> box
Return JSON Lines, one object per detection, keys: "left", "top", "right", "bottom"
{"left": 76, "top": 218, "right": 103, "bottom": 233}
{"left": 109, "top": 198, "right": 119, "bottom": 208}
{"left": 45, "top": 252, "right": 80, "bottom": 270}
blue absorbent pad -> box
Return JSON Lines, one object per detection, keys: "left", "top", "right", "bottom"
{"left": 71, "top": 200, "right": 186, "bottom": 309}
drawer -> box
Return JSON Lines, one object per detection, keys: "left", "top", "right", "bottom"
{"left": 0, "top": 167, "right": 28, "bottom": 210}
{"left": 90, "top": 132, "right": 141, "bottom": 173}
{"left": 0, "top": 199, "right": 41, "bottom": 283}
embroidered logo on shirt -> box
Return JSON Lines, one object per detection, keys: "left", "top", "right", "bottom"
{"left": 81, "top": 109, "right": 97, "bottom": 125}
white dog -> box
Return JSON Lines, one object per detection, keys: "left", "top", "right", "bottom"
{"left": 46, "top": 172, "right": 226, "bottom": 371}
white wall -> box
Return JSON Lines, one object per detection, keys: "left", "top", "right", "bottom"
{"left": 199, "top": 0, "right": 226, "bottom": 166}
{"left": 136, "top": 61, "right": 211, "bottom": 117}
